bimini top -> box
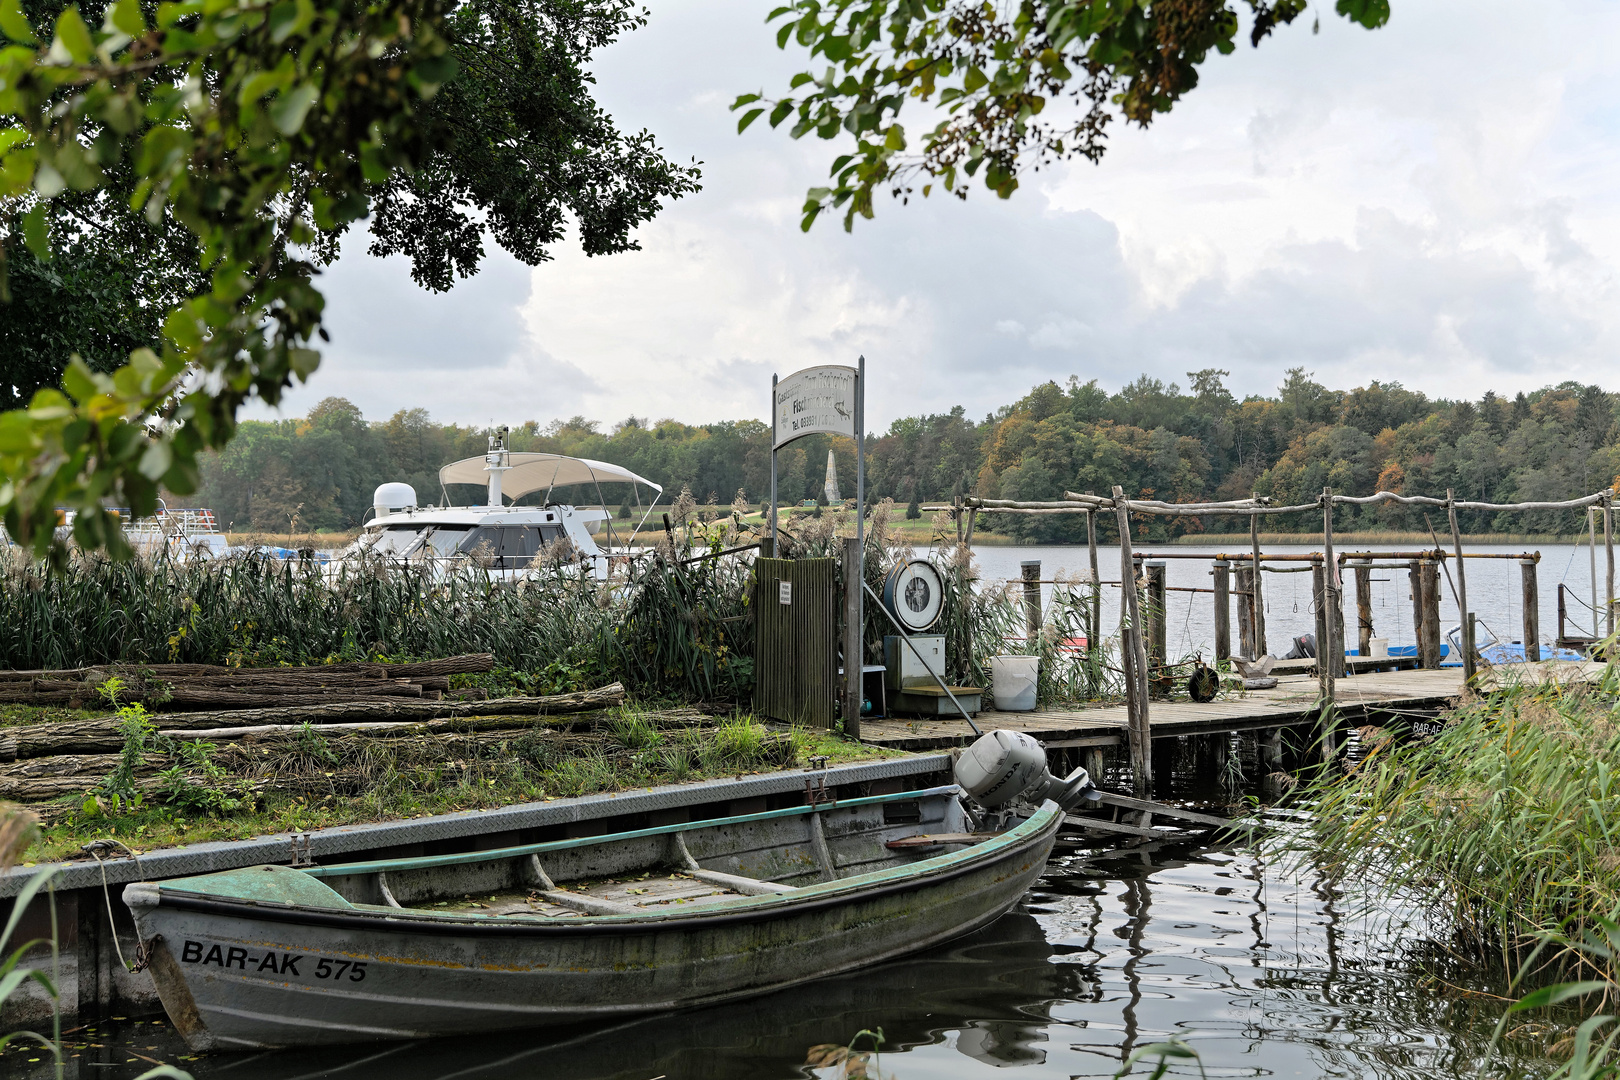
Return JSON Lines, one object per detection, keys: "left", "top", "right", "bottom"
{"left": 437, "top": 453, "right": 662, "bottom": 504}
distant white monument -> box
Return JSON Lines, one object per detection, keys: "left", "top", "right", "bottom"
{"left": 823, "top": 450, "right": 842, "bottom": 505}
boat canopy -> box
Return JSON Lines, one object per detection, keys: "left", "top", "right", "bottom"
{"left": 437, "top": 453, "right": 663, "bottom": 503}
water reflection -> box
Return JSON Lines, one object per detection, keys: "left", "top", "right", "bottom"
{"left": 16, "top": 827, "right": 1549, "bottom": 1080}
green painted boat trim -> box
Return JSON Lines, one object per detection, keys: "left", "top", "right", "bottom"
{"left": 155, "top": 800, "right": 1062, "bottom": 926}
{"left": 289, "top": 784, "right": 962, "bottom": 881}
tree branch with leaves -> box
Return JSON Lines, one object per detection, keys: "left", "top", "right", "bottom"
{"left": 733, "top": 0, "right": 1390, "bottom": 231}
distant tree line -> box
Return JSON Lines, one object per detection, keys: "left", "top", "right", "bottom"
{"left": 192, "top": 369, "right": 1620, "bottom": 540}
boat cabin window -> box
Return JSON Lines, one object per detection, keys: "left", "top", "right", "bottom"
{"left": 457, "top": 525, "right": 565, "bottom": 569}
{"left": 420, "top": 525, "right": 474, "bottom": 558}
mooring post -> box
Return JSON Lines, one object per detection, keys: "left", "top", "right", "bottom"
{"left": 1112, "top": 486, "right": 1152, "bottom": 797}
{"left": 1322, "top": 487, "right": 1341, "bottom": 688}
{"left": 1408, "top": 560, "right": 1426, "bottom": 667}
{"left": 964, "top": 506, "right": 978, "bottom": 546}
{"left": 842, "top": 535, "right": 863, "bottom": 739}
{"left": 1606, "top": 493, "right": 1615, "bottom": 644}
{"left": 1021, "top": 560, "right": 1042, "bottom": 648}
{"left": 1354, "top": 560, "right": 1374, "bottom": 659}
{"left": 1084, "top": 746, "right": 1105, "bottom": 784}
{"left": 1312, "top": 560, "right": 1328, "bottom": 698}
{"left": 1146, "top": 560, "right": 1167, "bottom": 676}
{"left": 1446, "top": 490, "right": 1474, "bottom": 679}
{"left": 1249, "top": 504, "right": 1267, "bottom": 656}
{"left": 1521, "top": 556, "right": 1541, "bottom": 662}
{"left": 1235, "top": 563, "right": 1255, "bottom": 659}
{"left": 1213, "top": 559, "right": 1231, "bottom": 663}
{"left": 1421, "top": 560, "right": 1443, "bottom": 668}
{"left": 1086, "top": 503, "right": 1102, "bottom": 690}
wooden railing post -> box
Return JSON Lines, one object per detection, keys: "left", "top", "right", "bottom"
{"left": 1249, "top": 506, "right": 1267, "bottom": 656}
{"left": 1213, "top": 559, "right": 1231, "bottom": 663}
{"left": 1521, "top": 556, "right": 1540, "bottom": 662}
{"left": 1408, "top": 560, "right": 1426, "bottom": 667}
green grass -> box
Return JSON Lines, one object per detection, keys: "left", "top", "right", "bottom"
{"left": 22, "top": 710, "right": 903, "bottom": 864}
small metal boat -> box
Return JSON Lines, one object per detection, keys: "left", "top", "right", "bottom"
{"left": 124, "top": 731, "right": 1093, "bottom": 1050}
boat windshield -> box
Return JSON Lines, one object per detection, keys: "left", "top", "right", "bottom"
{"left": 369, "top": 525, "right": 428, "bottom": 557}
{"left": 420, "top": 525, "right": 474, "bottom": 558}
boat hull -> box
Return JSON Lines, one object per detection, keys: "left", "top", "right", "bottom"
{"left": 125, "top": 807, "right": 1061, "bottom": 1049}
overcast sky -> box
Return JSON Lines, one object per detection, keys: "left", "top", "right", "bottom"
{"left": 252, "top": 0, "right": 1620, "bottom": 433}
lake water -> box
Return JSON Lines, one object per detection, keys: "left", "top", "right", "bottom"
{"left": 10, "top": 796, "right": 1546, "bottom": 1080}
{"left": 966, "top": 542, "right": 1608, "bottom": 660}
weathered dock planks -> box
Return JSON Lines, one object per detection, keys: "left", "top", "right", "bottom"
{"left": 859, "top": 660, "right": 1606, "bottom": 751}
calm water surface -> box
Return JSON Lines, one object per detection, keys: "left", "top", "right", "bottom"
{"left": 10, "top": 808, "right": 1548, "bottom": 1080}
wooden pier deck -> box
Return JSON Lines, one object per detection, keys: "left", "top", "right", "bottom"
{"left": 858, "top": 660, "right": 1606, "bottom": 752}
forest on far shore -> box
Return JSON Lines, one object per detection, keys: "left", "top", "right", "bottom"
{"left": 191, "top": 368, "right": 1620, "bottom": 543}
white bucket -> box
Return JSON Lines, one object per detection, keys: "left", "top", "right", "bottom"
{"left": 1369, "top": 637, "right": 1389, "bottom": 659}
{"left": 990, "top": 655, "right": 1039, "bottom": 712}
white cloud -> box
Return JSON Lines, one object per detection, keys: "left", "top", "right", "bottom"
{"left": 261, "top": 0, "right": 1620, "bottom": 430}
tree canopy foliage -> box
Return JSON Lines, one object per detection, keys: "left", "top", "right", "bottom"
{"left": 194, "top": 372, "right": 1620, "bottom": 542}
{"left": 734, "top": 0, "right": 1390, "bottom": 230}
{"left": 0, "top": 0, "right": 695, "bottom": 560}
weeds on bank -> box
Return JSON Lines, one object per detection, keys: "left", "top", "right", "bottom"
{"left": 1302, "top": 672, "right": 1620, "bottom": 974}
{"left": 29, "top": 711, "right": 896, "bottom": 862}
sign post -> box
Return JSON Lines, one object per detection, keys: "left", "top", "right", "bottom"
{"left": 771, "top": 360, "right": 866, "bottom": 733}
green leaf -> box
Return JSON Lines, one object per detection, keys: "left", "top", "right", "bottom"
{"left": 109, "top": 0, "right": 144, "bottom": 36}
{"left": 1334, "top": 0, "right": 1390, "bottom": 28}
{"left": 266, "top": 0, "right": 299, "bottom": 42}
{"left": 0, "top": 412, "right": 37, "bottom": 453}
{"left": 736, "top": 107, "right": 765, "bottom": 133}
{"left": 268, "top": 83, "right": 318, "bottom": 135}
{"left": 1507, "top": 980, "right": 1611, "bottom": 1013}
{"left": 732, "top": 92, "right": 761, "bottom": 107}
{"left": 61, "top": 357, "right": 102, "bottom": 404}
{"left": 412, "top": 54, "right": 459, "bottom": 86}
{"left": 0, "top": 0, "right": 36, "bottom": 43}
{"left": 20, "top": 203, "right": 48, "bottom": 259}
{"left": 769, "top": 100, "right": 794, "bottom": 128}
{"left": 53, "top": 6, "right": 94, "bottom": 64}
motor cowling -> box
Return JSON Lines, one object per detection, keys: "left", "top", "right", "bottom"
{"left": 954, "top": 729, "right": 1101, "bottom": 811}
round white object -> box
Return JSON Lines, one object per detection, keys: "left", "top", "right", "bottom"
{"left": 372, "top": 482, "right": 418, "bottom": 518}
{"left": 1369, "top": 637, "right": 1389, "bottom": 659}
{"left": 882, "top": 559, "right": 945, "bottom": 633}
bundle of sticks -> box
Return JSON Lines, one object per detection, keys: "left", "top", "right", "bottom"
{"left": 0, "top": 653, "right": 499, "bottom": 709}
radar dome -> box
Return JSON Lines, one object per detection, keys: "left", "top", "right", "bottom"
{"left": 373, "top": 483, "right": 417, "bottom": 519}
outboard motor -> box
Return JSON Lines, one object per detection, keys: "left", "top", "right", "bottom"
{"left": 1284, "top": 633, "right": 1316, "bottom": 660}
{"left": 954, "top": 729, "right": 1101, "bottom": 811}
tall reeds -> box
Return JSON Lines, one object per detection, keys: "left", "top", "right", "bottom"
{"left": 1302, "top": 669, "right": 1620, "bottom": 976}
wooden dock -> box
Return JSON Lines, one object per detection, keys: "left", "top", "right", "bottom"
{"left": 858, "top": 660, "right": 1606, "bottom": 752}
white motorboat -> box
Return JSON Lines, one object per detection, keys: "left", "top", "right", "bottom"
{"left": 336, "top": 430, "right": 662, "bottom": 580}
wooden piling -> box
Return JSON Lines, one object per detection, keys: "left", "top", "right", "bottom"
{"left": 1521, "top": 557, "right": 1540, "bottom": 662}
{"left": 1353, "top": 561, "right": 1374, "bottom": 658}
{"left": 1249, "top": 507, "right": 1267, "bottom": 656}
{"left": 841, "top": 536, "right": 863, "bottom": 739}
{"left": 1408, "top": 560, "right": 1426, "bottom": 666}
{"left": 1447, "top": 491, "right": 1474, "bottom": 680}
{"left": 1113, "top": 485, "right": 1152, "bottom": 796}
{"left": 1606, "top": 494, "right": 1615, "bottom": 642}
{"left": 1213, "top": 560, "right": 1231, "bottom": 663}
{"left": 1086, "top": 504, "right": 1102, "bottom": 686}
{"left": 1421, "top": 560, "right": 1443, "bottom": 668}
{"left": 1146, "top": 561, "right": 1167, "bottom": 674}
{"left": 1312, "top": 561, "right": 1328, "bottom": 697}
{"left": 1322, "top": 488, "right": 1342, "bottom": 686}
{"left": 1021, "top": 560, "right": 1042, "bottom": 647}
{"left": 1236, "top": 564, "right": 1255, "bottom": 659}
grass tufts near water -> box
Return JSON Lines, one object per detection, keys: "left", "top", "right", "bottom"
{"left": 1302, "top": 668, "right": 1620, "bottom": 977}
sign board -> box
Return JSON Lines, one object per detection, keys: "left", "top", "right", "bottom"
{"left": 774, "top": 365, "right": 856, "bottom": 449}
{"left": 778, "top": 580, "right": 792, "bottom": 605}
